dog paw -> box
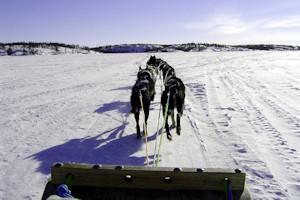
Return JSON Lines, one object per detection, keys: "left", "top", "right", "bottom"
{"left": 176, "top": 127, "right": 181, "bottom": 135}
{"left": 167, "top": 134, "right": 172, "bottom": 141}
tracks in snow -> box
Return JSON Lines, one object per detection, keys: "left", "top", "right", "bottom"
{"left": 213, "top": 54, "right": 300, "bottom": 199}
{"left": 180, "top": 53, "right": 300, "bottom": 199}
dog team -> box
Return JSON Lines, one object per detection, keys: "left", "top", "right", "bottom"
{"left": 130, "top": 56, "right": 185, "bottom": 140}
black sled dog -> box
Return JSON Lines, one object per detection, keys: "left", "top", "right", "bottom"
{"left": 155, "top": 58, "right": 176, "bottom": 83}
{"left": 161, "top": 76, "right": 185, "bottom": 140}
{"left": 146, "top": 55, "right": 159, "bottom": 77}
{"left": 131, "top": 66, "right": 156, "bottom": 138}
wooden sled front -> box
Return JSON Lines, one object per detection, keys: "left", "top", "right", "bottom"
{"left": 42, "top": 163, "right": 251, "bottom": 200}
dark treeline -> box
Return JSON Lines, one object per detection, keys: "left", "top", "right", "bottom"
{"left": 0, "top": 42, "right": 90, "bottom": 55}
{"left": 233, "top": 44, "right": 297, "bottom": 50}
{"left": 90, "top": 43, "right": 229, "bottom": 53}
{"left": 91, "top": 43, "right": 299, "bottom": 53}
{"left": 1, "top": 42, "right": 299, "bottom": 55}
{"left": 0, "top": 42, "right": 89, "bottom": 49}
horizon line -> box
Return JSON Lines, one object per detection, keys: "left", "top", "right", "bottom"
{"left": 1, "top": 41, "right": 300, "bottom": 48}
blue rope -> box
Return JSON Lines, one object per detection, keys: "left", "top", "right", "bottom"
{"left": 224, "top": 178, "right": 233, "bottom": 200}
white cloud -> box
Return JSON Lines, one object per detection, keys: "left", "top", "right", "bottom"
{"left": 262, "top": 15, "right": 300, "bottom": 29}
{"left": 182, "top": 13, "right": 300, "bottom": 45}
{"left": 184, "top": 14, "right": 300, "bottom": 34}
{"left": 184, "top": 14, "right": 250, "bottom": 35}
{"left": 215, "top": 24, "right": 248, "bottom": 34}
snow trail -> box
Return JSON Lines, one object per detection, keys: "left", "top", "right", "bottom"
{"left": 0, "top": 52, "right": 300, "bottom": 199}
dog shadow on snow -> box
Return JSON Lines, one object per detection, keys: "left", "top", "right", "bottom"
{"left": 28, "top": 100, "right": 158, "bottom": 174}
{"left": 94, "top": 100, "right": 131, "bottom": 115}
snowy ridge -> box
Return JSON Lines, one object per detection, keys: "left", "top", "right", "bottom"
{"left": 0, "top": 42, "right": 97, "bottom": 56}
{"left": 92, "top": 43, "right": 300, "bottom": 53}
{"left": 0, "top": 52, "right": 300, "bottom": 199}
{"left": 1, "top": 42, "right": 299, "bottom": 56}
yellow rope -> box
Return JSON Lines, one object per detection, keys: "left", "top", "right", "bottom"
{"left": 155, "top": 92, "right": 170, "bottom": 167}
{"left": 153, "top": 72, "right": 163, "bottom": 166}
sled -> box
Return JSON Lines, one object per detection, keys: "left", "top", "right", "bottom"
{"left": 42, "top": 162, "right": 251, "bottom": 200}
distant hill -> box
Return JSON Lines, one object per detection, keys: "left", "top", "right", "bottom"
{"left": 91, "top": 43, "right": 300, "bottom": 53}
{"left": 0, "top": 42, "right": 299, "bottom": 56}
{"left": 0, "top": 42, "right": 96, "bottom": 56}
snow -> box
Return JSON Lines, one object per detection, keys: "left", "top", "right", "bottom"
{"left": 0, "top": 51, "right": 300, "bottom": 199}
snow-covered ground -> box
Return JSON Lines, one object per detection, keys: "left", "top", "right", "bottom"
{"left": 0, "top": 51, "right": 300, "bottom": 199}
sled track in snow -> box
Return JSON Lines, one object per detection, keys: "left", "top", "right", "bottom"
{"left": 184, "top": 82, "right": 210, "bottom": 166}
{"left": 174, "top": 53, "right": 294, "bottom": 199}
{"left": 219, "top": 73, "right": 290, "bottom": 199}
{"left": 215, "top": 55, "right": 299, "bottom": 199}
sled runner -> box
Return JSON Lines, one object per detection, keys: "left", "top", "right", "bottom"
{"left": 42, "top": 163, "right": 251, "bottom": 200}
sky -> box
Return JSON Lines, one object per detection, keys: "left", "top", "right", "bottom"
{"left": 1, "top": 0, "right": 300, "bottom": 46}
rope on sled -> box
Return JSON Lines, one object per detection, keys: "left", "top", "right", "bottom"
{"left": 143, "top": 62, "right": 171, "bottom": 167}
{"left": 155, "top": 91, "right": 170, "bottom": 167}
{"left": 153, "top": 71, "right": 163, "bottom": 166}
{"left": 224, "top": 178, "right": 233, "bottom": 200}
{"left": 139, "top": 91, "right": 149, "bottom": 166}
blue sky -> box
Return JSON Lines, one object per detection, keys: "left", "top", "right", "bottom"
{"left": 1, "top": 0, "right": 300, "bottom": 46}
